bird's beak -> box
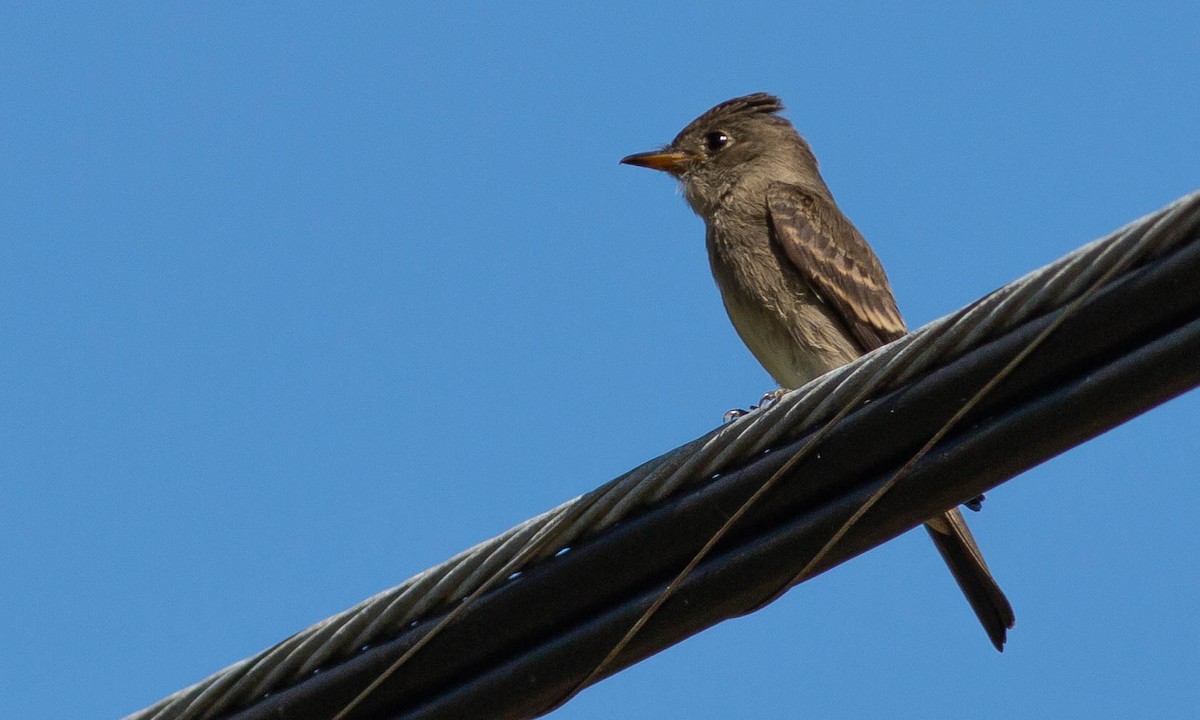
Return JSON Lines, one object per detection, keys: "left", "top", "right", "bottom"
{"left": 620, "top": 149, "right": 693, "bottom": 175}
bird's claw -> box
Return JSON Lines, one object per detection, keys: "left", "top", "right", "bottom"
{"left": 724, "top": 388, "right": 793, "bottom": 423}
{"left": 757, "top": 388, "right": 791, "bottom": 410}
{"left": 964, "top": 494, "right": 986, "bottom": 512}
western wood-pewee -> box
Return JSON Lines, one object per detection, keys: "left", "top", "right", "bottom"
{"left": 621, "top": 93, "right": 1015, "bottom": 650}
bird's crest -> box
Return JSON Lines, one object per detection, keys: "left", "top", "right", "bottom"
{"left": 675, "top": 93, "right": 787, "bottom": 142}
{"left": 694, "top": 93, "right": 784, "bottom": 123}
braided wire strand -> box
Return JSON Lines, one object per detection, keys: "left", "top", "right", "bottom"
{"left": 125, "top": 191, "right": 1200, "bottom": 720}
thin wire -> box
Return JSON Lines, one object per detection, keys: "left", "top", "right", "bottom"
{"left": 330, "top": 510, "right": 580, "bottom": 719}
{"left": 539, "top": 357, "right": 904, "bottom": 713}
{"left": 124, "top": 192, "right": 1200, "bottom": 720}
{"left": 786, "top": 235, "right": 1140, "bottom": 589}
{"left": 543, "top": 197, "right": 1175, "bottom": 713}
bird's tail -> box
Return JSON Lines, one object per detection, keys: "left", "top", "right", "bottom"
{"left": 924, "top": 508, "right": 1016, "bottom": 651}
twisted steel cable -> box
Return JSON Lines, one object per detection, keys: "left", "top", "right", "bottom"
{"left": 126, "top": 190, "right": 1200, "bottom": 720}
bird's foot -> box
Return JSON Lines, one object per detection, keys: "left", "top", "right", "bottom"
{"left": 723, "top": 408, "right": 749, "bottom": 424}
{"left": 757, "top": 388, "right": 791, "bottom": 409}
{"left": 964, "top": 494, "right": 986, "bottom": 512}
{"left": 723, "top": 388, "right": 793, "bottom": 424}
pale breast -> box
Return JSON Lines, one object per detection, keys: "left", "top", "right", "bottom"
{"left": 707, "top": 222, "right": 860, "bottom": 388}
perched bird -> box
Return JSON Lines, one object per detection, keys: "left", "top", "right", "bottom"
{"left": 621, "top": 93, "right": 1015, "bottom": 650}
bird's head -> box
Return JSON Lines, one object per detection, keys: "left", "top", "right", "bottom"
{"left": 621, "top": 93, "right": 820, "bottom": 218}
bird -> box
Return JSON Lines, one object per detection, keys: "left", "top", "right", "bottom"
{"left": 621, "top": 92, "right": 1015, "bottom": 650}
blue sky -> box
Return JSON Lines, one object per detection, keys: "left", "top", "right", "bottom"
{"left": 2, "top": 3, "right": 1198, "bottom": 718}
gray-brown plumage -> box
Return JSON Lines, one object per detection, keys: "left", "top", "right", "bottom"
{"left": 622, "top": 93, "right": 1015, "bottom": 650}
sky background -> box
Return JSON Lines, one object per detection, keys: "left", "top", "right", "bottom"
{"left": 2, "top": 3, "right": 1198, "bottom": 719}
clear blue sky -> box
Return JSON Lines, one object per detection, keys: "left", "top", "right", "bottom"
{"left": 2, "top": 4, "right": 1197, "bottom": 719}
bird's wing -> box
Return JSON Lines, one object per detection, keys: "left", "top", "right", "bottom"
{"left": 766, "top": 183, "right": 907, "bottom": 352}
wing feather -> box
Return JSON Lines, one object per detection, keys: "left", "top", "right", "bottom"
{"left": 766, "top": 184, "right": 907, "bottom": 352}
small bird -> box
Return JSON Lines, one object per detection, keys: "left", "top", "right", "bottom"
{"left": 621, "top": 93, "right": 1015, "bottom": 650}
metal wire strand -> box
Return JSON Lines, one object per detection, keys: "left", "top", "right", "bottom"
{"left": 124, "top": 190, "right": 1200, "bottom": 720}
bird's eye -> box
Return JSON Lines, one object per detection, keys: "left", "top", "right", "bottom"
{"left": 704, "top": 131, "right": 729, "bottom": 152}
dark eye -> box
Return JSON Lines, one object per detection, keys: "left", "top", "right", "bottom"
{"left": 704, "top": 131, "right": 729, "bottom": 152}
